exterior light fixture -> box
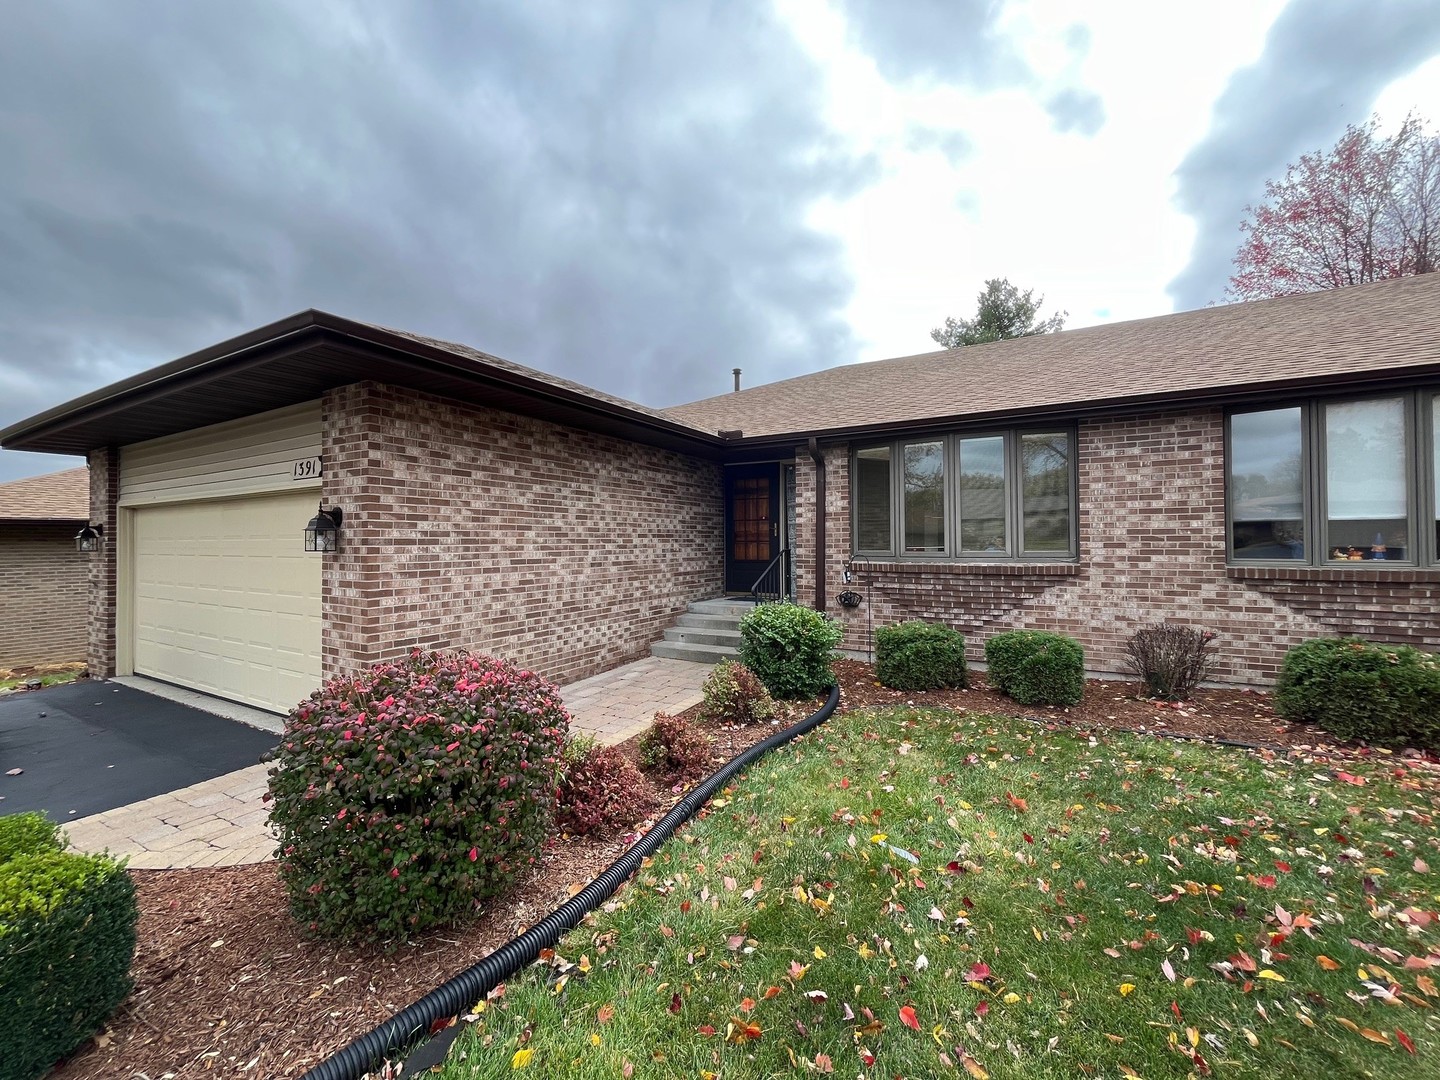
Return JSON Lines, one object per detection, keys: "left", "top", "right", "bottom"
{"left": 74, "top": 523, "right": 104, "bottom": 552}
{"left": 304, "top": 503, "right": 343, "bottom": 552}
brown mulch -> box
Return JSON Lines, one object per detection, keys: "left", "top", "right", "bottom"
{"left": 49, "top": 663, "right": 1421, "bottom": 1078}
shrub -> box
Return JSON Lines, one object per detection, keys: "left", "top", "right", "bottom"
{"left": 637, "top": 712, "right": 715, "bottom": 781}
{"left": 266, "top": 648, "right": 568, "bottom": 942}
{"left": 698, "top": 660, "right": 777, "bottom": 725}
{"left": 875, "top": 621, "right": 968, "bottom": 691}
{"left": 557, "top": 744, "right": 650, "bottom": 837}
{"left": 738, "top": 602, "right": 843, "bottom": 699}
{"left": 1, "top": 819, "right": 137, "bottom": 1080}
{"left": 1275, "top": 637, "right": 1440, "bottom": 749}
{"left": 984, "top": 629, "right": 1085, "bottom": 706}
{"left": 1123, "top": 623, "right": 1218, "bottom": 701}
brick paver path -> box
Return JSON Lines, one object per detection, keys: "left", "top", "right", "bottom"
{"left": 61, "top": 656, "right": 709, "bottom": 868}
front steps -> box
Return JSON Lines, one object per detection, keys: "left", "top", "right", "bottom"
{"left": 649, "top": 597, "right": 753, "bottom": 665}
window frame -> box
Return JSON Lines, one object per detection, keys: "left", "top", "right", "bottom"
{"left": 851, "top": 426, "right": 1078, "bottom": 562}
{"left": 1226, "top": 389, "right": 1439, "bottom": 568}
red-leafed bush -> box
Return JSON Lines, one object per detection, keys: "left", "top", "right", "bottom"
{"left": 266, "top": 649, "right": 568, "bottom": 942}
{"left": 638, "top": 712, "right": 714, "bottom": 782}
{"left": 557, "top": 744, "right": 650, "bottom": 837}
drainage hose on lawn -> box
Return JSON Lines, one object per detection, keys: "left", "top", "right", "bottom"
{"left": 302, "top": 683, "right": 841, "bottom": 1080}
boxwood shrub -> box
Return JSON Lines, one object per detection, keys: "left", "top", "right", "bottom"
{"left": 1275, "top": 637, "right": 1440, "bottom": 749}
{"left": 738, "top": 602, "right": 842, "bottom": 699}
{"left": 984, "top": 629, "right": 1085, "bottom": 706}
{"left": 874, "top": 621, "right": 968, "bottom": 691}
{"left": 266, "top": 649, "right": 568, "bottom": 942}
{"left": 1, "top": 813, "right": 137, "bottom": 1080}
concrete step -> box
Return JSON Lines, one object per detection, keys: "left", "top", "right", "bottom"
{"left": 674, "top": 612, "right": 745, "bottom": 632}
{"left": 663, "top": 626, "right": 742, "bottom": 648}
{"left": 688, "top": 597, "right": 757, "bottom": 617}
{"left": 650, "top": 640, "right": 739, "bottom": 665}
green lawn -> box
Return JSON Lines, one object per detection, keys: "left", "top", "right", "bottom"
{"left": 436, "top": 707, "right": 1439, "bottom": 1079}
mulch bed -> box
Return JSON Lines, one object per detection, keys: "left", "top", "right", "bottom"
{"left": 51, "top": 663, "right": 1430, "bottom": 1078}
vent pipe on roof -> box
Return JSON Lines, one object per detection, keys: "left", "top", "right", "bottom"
{"left": 732, "top": 368, "right": 741, "bottom": 392}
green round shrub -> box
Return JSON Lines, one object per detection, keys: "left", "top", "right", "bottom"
{"left": 738, "top": 602, "right": 842, "bottom": 699}
{"left": 1275, "top": 637, "right": 1440, "bottom": 749}
{"left": 984, "top": 629, "right": 1085, "bottom": 706}
{"left": 698, "top": 660, "right": 776, "bottom": 725}
{"left": 875, "top": 621, "right": 968, "bottom": 691}
{"left": 1, "top": 842, "right": 137, "bottom": 1080}
{"left": 267, "top": 649, "right": 568, "bottom": 942}
{"left": 0, "top": 811, "right": 63, "bottom": 865}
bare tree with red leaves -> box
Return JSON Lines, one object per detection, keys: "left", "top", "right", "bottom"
{"left": 1228, "top": 114, "right": 1438, "bottom": 302}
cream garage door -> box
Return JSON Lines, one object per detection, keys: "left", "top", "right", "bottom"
{"left": 131, "top": 491, "right": 322, "bottom": 714}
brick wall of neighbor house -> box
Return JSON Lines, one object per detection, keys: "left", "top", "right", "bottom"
{"left": 0, "top": 522, "right": 88, "bottom": 668}
{"left": 86, "top": 447, "right": 120, "bottom": 677}
{"left": 320, "top": 382, "right": 724, "bottom": 684}
{"left": 803, "top": 407, "right": 1440, "bottom": 687}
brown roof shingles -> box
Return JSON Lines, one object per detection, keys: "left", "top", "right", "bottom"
{"left": 0, "top": 467, "right": 89, "bottom": 521}
{"left": 664, "top": 274, "right": 1440, "bottom": 439}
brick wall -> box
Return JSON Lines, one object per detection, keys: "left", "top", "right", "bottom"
{"left": 803, "top": 408, "right": 1440, "bottom": 686}
{"left": 321, "top": 382, "right": 724, "bottom": 684}
{"left": 0, "top": 521, "right": 88, "bottom": 668}
{"left": 87, "top": 448, "right": 119, "bottom": 677}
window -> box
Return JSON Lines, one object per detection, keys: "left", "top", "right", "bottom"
{"left": 853, "top": 429, "right": 1076, "bottom": 559}
{"left": 1228, "top": 391, "right": 1439, "bottom": 566}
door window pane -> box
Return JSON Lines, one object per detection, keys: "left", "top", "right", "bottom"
{"left": 854, "top": 447, "right": 892, "bottom": 552}
{"left": 1020, "top": 433, "right": 1072, "bottom": 553}
{"left": 903, "top": 441, "right": 945, "bottom": 552}
{"left": 731, "top": 476, "right": 770, "bottom": 563}
{"left": 1229, "top": 408, "right": 1305, "bottom": 560}
{"left": 1325, "top": 398, "right": 1408, "bottom": 561}
{"left": 958, "top": 436, "right": 1007, "bottom": 553}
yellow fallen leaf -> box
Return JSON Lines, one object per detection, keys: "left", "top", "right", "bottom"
{"left": 961, "top": 1056, "right": 989, "bottom": 1079}
{"left": 577, "top": 955, "right": 591, "bottom": 973}
{"left": 1119, "top": 983, "right": 1136, "bottom": 997}
{"left": 1257, "top": 970, "right": 1285, "bottom": 982}
{"left": 590, "top": 1033, "right": 601, "bottom": 1047}
{"left": 511, "top": 1047, "right": 534, "bottom": 1069}
{"left": 1417, "top": 975, "right": 1438, "bottom": 997}
{"left": 813, "top": 946, "right": 827, "bottom": 959}
{"left": 1359, "top": 1027, "right": 1392, "bottom": 1046}
{"left": 1003, "top": 992, "right": 1020, "bottom": 1004}
{"left": 871, "top": 833, "right": 888, "bottom": 844}
{"left": 1243, "top": 1029, "right": 1259, "bottom": 1048}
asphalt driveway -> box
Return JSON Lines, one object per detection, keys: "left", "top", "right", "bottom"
{"left": 0, "top": 681, "right": 277, "bottom": 821}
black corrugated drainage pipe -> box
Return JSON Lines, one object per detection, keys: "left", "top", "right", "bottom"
{"left": 301, "top": 683, "right": 842, "bottom": 1080}
{"left": 807, "top": 437, "right": 826, "bottom": 612}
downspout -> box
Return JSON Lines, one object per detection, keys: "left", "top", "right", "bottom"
{"left": 807, "top": 437, "right": 826, "bottom": 611}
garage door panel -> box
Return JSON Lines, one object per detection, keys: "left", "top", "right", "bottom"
{"left": 131, "top": 491, "right": 322, "bottom": 714}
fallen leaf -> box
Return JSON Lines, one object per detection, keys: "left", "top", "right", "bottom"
{"left": 1316, "top": 955, "right": 1341, "bottom": 971}
{"left": 511, "top": 1048, "right": 533, "bottom": 1069}
{"left": 1118, "top": 983, "right": 1135, "bottom": 997}
{"left": 1396, "top": 1028, "right": 1418, "bottom": 1054}
{"left": 597, "top": 1004, "right": 615, "bottom": 1024}
{"left": 899, "top": 1004, "right": 921, "bottom": 1031}
{"left": 1257, "top": 970, "right": 1285, "bottom": 982}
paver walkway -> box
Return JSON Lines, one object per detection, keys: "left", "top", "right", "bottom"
{"left": 60, "top": 655, "right": 710, "bottom": 869}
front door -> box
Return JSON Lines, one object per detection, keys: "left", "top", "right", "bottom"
{"left": 724, "top": 464, "right": 780, "bottom": 593}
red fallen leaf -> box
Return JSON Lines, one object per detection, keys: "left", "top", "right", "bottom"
{"left": 974, "top": 1000, "right": 989, "bottom": 1018}
{"left": 964, "top": 961, "right": 992, "bottom": 982}
{"left": 668, "top": 993, "right": 682, "bottom": 1014}
{"left": 1232, "top": 951, "right": 1257, "bottom": 973}
{"left": 1396, "top": 1028, "right": 1417, "bottom": 1054}
{"left": 1171, "top": 1000, "right": 1182, "bottom": 1021}
{"left": 899, "top": 1005, "right": 921, "bottom": 1031}
{"left": 680, "top": 900, "right": 691, "bottom": 914}
{"left": 428, "top": 1015, "right": 453, "bottom": 1035}
{"left": 727, "top": 1018, "right": 762, "bottom": 1043}
{"left": 763, "top": 985, "right": 781, "bottom": 999}
{"left": 1254, "top": 874, "right": 1277, "bottom": 889}
{"left": 739, "top": 997, "right": 756, "bottom": 1013}
{"left": 1274, "top": 860, "right": 1292, "bottom": 873}
{"left": 859, "top": 1048, "right": 876, "bottom": 1066}
{"left": 1023, "top": 833, "right": 1034, "bottom": 844}
{"left": 945, "top": 861, "right": 963, "bottom": 875}
{"left": 696, "top": 1024, "right": 716, "bottom": 1037}
{"left": 1006, "top": 791, "right": 1028, "bottom": 813}
{"left": 1186, "top": 928, "right": 1206, "bottom": 946}
{"left": 961, "top": 896, "right": 974, "bottom": 909}
{"left": 1335, "top": 771, "right": 1366, "bottom": 786}
{"left": 840, "top": 777, "right": 850, "bottom": 788}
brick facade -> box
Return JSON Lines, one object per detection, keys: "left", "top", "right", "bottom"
{"left": 86, "top": 447, "right": 120, "bottom": 677}
{"left": 320, "top": 382, "right": 723, "bottom": 684}
{"left": 0, "top": 522, "right": 88, "bottom": 668}
{"left": 805, "top": 407, "right": 1440, "bottom": 686}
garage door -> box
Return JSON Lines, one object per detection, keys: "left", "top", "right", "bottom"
{"left": 131, "top": 491, "right": 322, "bottom": 714}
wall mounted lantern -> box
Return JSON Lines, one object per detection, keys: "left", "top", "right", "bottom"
{"left": 74, "top": 523, "right": 104, "bottom": 553}
{"left": 304, "top": 503, "right": 344, "bottom": 553}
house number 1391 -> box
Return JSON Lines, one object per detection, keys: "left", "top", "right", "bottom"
{"left": 292, "top": 456, "right": 323, "bottom": 480}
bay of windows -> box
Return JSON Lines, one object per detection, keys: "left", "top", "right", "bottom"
{"left": 853, "top": 430, "right": 1076, "bottom": 559}
{"left": 1227, "top": 391, "right": 1439, "bottom": 566}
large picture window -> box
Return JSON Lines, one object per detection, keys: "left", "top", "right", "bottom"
{"left": 1227, "top": 391, "right": 1439, "bottom": 566}
{"left": 853, "top": 429, "right": 1077, "bottom": 560}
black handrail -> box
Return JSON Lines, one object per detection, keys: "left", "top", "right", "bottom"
{"left": 749, "top": 546, "right": 790, "bottom": 603}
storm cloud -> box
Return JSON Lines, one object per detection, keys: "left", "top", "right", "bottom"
{"left": 0, "top": 1, "right": 878, "bottom": 479}
{"left": 1168, "top": 0, "right": 1440, "bottom": 310}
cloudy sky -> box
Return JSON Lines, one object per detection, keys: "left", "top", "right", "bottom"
{"left": 2, "top": 0, "right": 1439, "bottom": 482}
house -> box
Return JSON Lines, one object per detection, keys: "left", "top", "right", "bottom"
{"left": 0, "top": 466, "right": 90, "bottom": 670}
{"left": 2, "top": 275, "right": 1438, "bottom": 714}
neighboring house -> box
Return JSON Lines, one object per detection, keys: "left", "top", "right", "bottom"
{"left": 0, "top": 467, "right": 90, "bottom": 669}
{"left": 2, "top": 274, "right": 1438, "bottom": 714}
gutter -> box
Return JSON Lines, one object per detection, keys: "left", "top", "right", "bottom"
{"left": 807, "top": 437, "right": 826, "bottom": 612}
